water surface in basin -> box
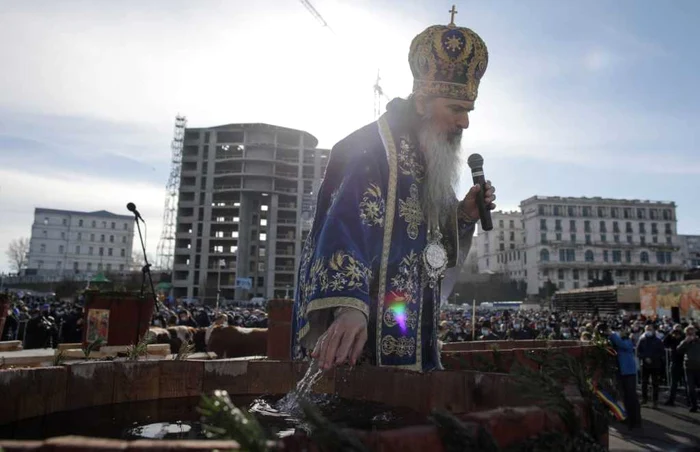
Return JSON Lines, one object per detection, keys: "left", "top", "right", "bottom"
{"left": 1, "top": 394, "right": 426, "bottom": 440}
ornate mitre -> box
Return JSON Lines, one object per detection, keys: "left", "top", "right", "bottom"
{"left": 409, "top": 15, "right": 489, "bottom": 102}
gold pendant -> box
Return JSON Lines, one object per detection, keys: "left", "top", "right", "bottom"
{"left": 423, "top": 230, "right": 447, "bottom": 288}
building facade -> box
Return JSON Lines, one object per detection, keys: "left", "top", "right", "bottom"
{"left": 26, "top": 208, "right": 135, "bottom": 277}
{"left": 171, "top": 123, "right": 329, "bottom": 302}
{"left": 679, "top": 235, "right": 700, "bottom": 269}
{"left": 520, "top": 196, "right": 685, "bottom": 295}
{"left": 474, "top": 211, "right": 527, "bottom": 280}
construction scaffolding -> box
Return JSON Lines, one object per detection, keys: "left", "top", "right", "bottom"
{"left": 156, "top": 115, "right": 187, "bottom": 271}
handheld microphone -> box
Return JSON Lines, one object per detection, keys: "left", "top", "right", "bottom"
{"left": 126, "top": 202, "right": 144, "bottom": 222}
{"left": 466, "top": 153, "right": 493, "bottom": 231}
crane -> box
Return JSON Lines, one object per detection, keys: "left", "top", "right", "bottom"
{"left": 298, "top": 0, "right": 388, "bottom": 119}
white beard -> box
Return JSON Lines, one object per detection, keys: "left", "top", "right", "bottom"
{"left": 418, "top": 124, "right": 462, "bottom": 224}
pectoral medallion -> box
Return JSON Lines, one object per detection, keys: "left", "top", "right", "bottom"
{"left": 423, "top": 228, "right": 447, "bottom": 288}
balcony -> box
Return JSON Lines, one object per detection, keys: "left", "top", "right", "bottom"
{"left": 275, "top": 265, "right": 296, "bottom": 273}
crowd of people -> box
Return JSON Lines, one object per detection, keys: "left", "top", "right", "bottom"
{"left": 1, "top": 291, "right": 268, "bottom": 349}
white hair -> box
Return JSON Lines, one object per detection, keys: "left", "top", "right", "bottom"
{"left": 418, "top": 117, "right": 462, "bottom": 225}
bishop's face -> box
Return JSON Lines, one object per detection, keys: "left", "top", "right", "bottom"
{"left": 417, "top": 96, "right": 475, "bottom": 144}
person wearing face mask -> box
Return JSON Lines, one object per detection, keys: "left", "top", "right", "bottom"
{"left": 608, "top": 327, "right": 642, "bottom": 429}
{"left": 676, "top": 325, "right": 700, "bottom": 413}
{"left": 636, "top": 324, "right": 665, "bottom": 408}
{"left": 663, "top": 324, "right": 686, "bottom": 406}
{"left": 507, "top": 320, "right": 533, "bottom": 340}
{"left": 478, "top": 321, "right": 500, "bottom": 341}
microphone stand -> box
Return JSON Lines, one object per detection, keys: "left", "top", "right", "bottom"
{"left": 131, "top": 213, "right": 163, "bottom": 344}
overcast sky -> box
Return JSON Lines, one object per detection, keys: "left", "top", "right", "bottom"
{"left": 1, "top": 0, "right": 698, "bottom": 272}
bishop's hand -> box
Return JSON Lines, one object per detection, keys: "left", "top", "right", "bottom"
{"left": 311, "top": 309, "right": 367, "bottom": 371}
{"left": 459, "top": 180, "right": 496, "bottom": 222}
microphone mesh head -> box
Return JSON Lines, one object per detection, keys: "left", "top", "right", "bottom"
{"left": 126, "top": 202, "right": 136, "bottom": 212}
{"left": 467, "top": 153, "right": 484, "bottom": 169}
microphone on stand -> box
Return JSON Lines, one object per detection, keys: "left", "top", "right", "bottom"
{"left": 126, "top": 202, "right": 144, "bottom": 222}
{"left": 467, "top": 153, "right": 493, "bottom": 231}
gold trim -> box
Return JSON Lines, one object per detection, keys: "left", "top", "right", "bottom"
{"left": 306, "top": 296, "right": 369, "bottom": 318}
{"left": 297, "top": 323, "right": 310, "bottom": 341}
{"left": 376, "top": 115, "right": 422, "bottom": 372}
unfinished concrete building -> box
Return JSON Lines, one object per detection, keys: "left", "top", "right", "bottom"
{"left": 172, "top": 123, "right": 329, "bottom": 303}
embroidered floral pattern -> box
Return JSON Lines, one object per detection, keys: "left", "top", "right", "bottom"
{"left": 381, "top": 335, "right": 416, "bottom": 357}
{"left": 398, "top": 136, "right": 425, "bottom": 182}
{"left": 304, "top": 251, "right": 372, "bottom": 303}
{"left": 399, "top": 184, "right": 423, "bottom": 240}
{"left": 390, "top": 250, "right": 421, "bottom": 305}
{"left": 358, "top": 183, "right": 385, "bottom": 227}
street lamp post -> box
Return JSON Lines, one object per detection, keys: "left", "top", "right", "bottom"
{"left": 217, "top": 259, "right": 225, "bottom": 311}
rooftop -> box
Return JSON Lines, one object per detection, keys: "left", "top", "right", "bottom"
{"left": 187, "top": 122, "right": 319, "bottom": 149}
{"left": 521, "top": 195, "right": 676, "bottom": 207}
{"left": 35, "top": 208, "right": 134, "bottom": 220}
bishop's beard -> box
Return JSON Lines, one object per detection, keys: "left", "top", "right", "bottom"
{"left": 418, "top": 122, "right": 462, "bottom": 225}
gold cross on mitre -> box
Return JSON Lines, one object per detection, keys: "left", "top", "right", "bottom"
{"left": 448, "top": 5, "right": 458, "bottom": 26}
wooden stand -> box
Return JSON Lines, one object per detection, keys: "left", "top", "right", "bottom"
{"left": 81, "top": 290, "right": 155, "bottom": 347}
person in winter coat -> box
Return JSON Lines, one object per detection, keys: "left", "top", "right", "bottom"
{"left": 637, "top": 324, "right": 665, "bottom": 408}
{"left": 609, "top": 329, "right": 642, "bottom": 429}
{"left": 663, "top": 324, "right": 686, "bottom": 406}
{"left": 677, "top": 325, "right": 700, "bottom": 413}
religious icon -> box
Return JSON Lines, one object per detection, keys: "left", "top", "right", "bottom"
{"left": 86, "top": 309, "right": 110, "bottom": 342}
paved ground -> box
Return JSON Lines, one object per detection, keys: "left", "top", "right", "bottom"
{"left": 609, "top": 402, "right": 700, "bottom": 451}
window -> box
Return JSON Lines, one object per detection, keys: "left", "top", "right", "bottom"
{"left": 61, "top": 232, "right": 65, "bottom": 239}
{"left": 612, "top": 221, "right": 620, "bottom": 233}
{"left": 653, "top": 236, "right": 658, "bottom": 244}
{"left": 585, "top": 234, "right": 591, "bottom": 245}
{"left": 558, "top": 269, "right": 564, "bottom": 280}
{"left": 604, "top": 250, "right": 609, "bottom": 262}
{"left": 540, "top": 233, "right": 547, "bottom": 244}
{"left": 73, "top": 262, "right": 79, "bottom": 271}
{"left": 499, "top": 219, "right": 504, "bottom": 228}
{"left": 108, "top": 248, "right": 113, "bottom": 256}
{"left": 509, "top": 231, "right": 515, "bottom": 241}
{"left": 555, "top": 219, "right": 562, "bottom": 231}
{"left": 614, "top": 235, "right": 620, "bottom": 243}
{"left": 538, "top": 205, "right": 545, "bottom": 215}
{"left": 663, "top": 210, "right": 672, "bottom": 220}
{"left": 44, "top": 217, "right": 49, "bottom": 225}
{"left": 119, "top": 264, "right": 124, "bottom": 271}
{"left": 79, "top": 219, "right": 84, "bottom": 227}
{"left": 641, "top": 251, "right": 649, "bottom": 263}
{"left": 77, "top": 232, "right": 82, "bottom": 241}
{"left": 656, "top": 252, "right": 667, "bottom": 264}
{"left": 87, "top": 263, "right": 92, "bottom": 271}
{"left": 625, "top": 250, "right": 631, "bottom": 262}
{"left": 573, "top": 269, "right": 579, "bottom": 280}
{"left": 568, "top": 206, "right": 576, "bottom": 216}
{"left": 651, "top": 223, "right": 658, "bottom": 235}
{"left": 509, "top": 243, "right": 515, "bottom": 249}
{"left": 43, "top": 230, "right": 47, "bottom": 237}
{"left": 98, "top": 263, "right": 103, "bottom": 271}
{"left": 123, "top": 223, "right": 128, "bottom": 230}
{"left": 599, "top": 221, "right": 606, "bottom": 232}
{"left": 509, "top": 220, "right": 514, "bottom": 228}
{"left": 56, "top": 261, "right": 62, "bottom": 269}
{"left": 75, "top": 246, "right": 80, "bottom": 254}
{"left": 106, "top": 264, "right": 112, "bottom": 271}
{"left": 99, "top": 247, "right": 104, "bottom": 256}
{"left": 122, "top": 236, "right": 127, "bottom": 243}
{"left": 558, "top": 281, "right": 565, "bottom": 289}
{"left": 612, "top": 250, "right": 621, "bottom": 262}
{"left": 59, "top": 245, "right": 64, "bottom": 253}
{"left": 120, "top": 249, "right": 126, "bottom": 257}
{"left": 91, "top": 233, "right": 95, "bottom": 241}
{"left": 583, "top": 206, "right": 592, "bottom": 217}
{"left": 665, "top": 223, "right": 672, "bottom": 234}
{"left": 639, "top": 223, "right": 646, "bottom": 234}
{"left": 625, "top": 222, "right": 632, "bottom": 233}
{"left": 627, "top": 235, "right": 633, "bottom": 244}
{"left": 540, "top": 249, "right": 550, "bottom": 262}
{"left": 499, "top": 243, "right": 505, "bottom": 251}
{"left": 92, "top": 220, "right": 96, "bottom": 227}
{"left": 111, "top": 222, "right": 116, "bottom": 229}
{"left": 553, "top": 205, "right": 562, "bottom": 216}
{"left": 644, "top": 271, "right": 650, "bottom": 281}
{"left": 570, "top": 234, "right": 576, "bottom": 243}
{"left": 109, "top": 235, "right": 114, "bottom": 243}
{"left": 666, "top": 236, "right": 672, "bottom": 245}
{"left": 601, "top": 234, "right": 607, "bottom": 242}
{"left": 37, "top": 260, "right": 44, "bottom": 269}
{"left": 585, "top": 250, "right": 594, "bottom": 262}
{"left": 40, "top": 244, "right": 46, "bottom": 253}
{"left": 62, "top": 218, "right": 67, "bottom": 226}
{"left": 540, "top": 219, "right": 547, "bottom": 230}
{"left": 569, "top": 220, "right": 576, "bottom": 231}
{"left": 637, "top": 208, "right": 646, "bottom": 219}
{"left": 100, "top": 234, "right": 105, "bottom": 242}
{"left": 89, "top": 247, "right": 93, "bottom": 255}
{"left": 556, "top": 233, "right": 562, "bottom": 241}
{"left": 584, "top": 220, "right": 591, "bottom": 232}
{"left": 597, "top": 207, "right": 605, "bottom": 217}
{"left": 640, "top": 236, "right": 646, "bottom": 245}
{"left": 559, "top": 249, "right": 575, "bottom": 262}
{"left": 102, "top": 221, "right": 107, "bottom": 228}
{"left": 611, "top": 208, "right": 619, "bottom": 218}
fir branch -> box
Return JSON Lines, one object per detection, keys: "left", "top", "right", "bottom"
{"left": 174, "top": 341, "right": 195, "bottom": 360}
{"left": 298, "top": 397, "right": 370, "bottom": 452}
{"left": 126, "top": 335, "right": 153, "bottom": 361}
{"left": 198, "top": 390, "right": 270, "bottom": 452}
{"left": 82, "top": 337, "right": 105, "bottom": 358}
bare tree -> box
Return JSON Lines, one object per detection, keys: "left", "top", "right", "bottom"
{"left": 6, "top": 237, "right": 30, "bottom": 273}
